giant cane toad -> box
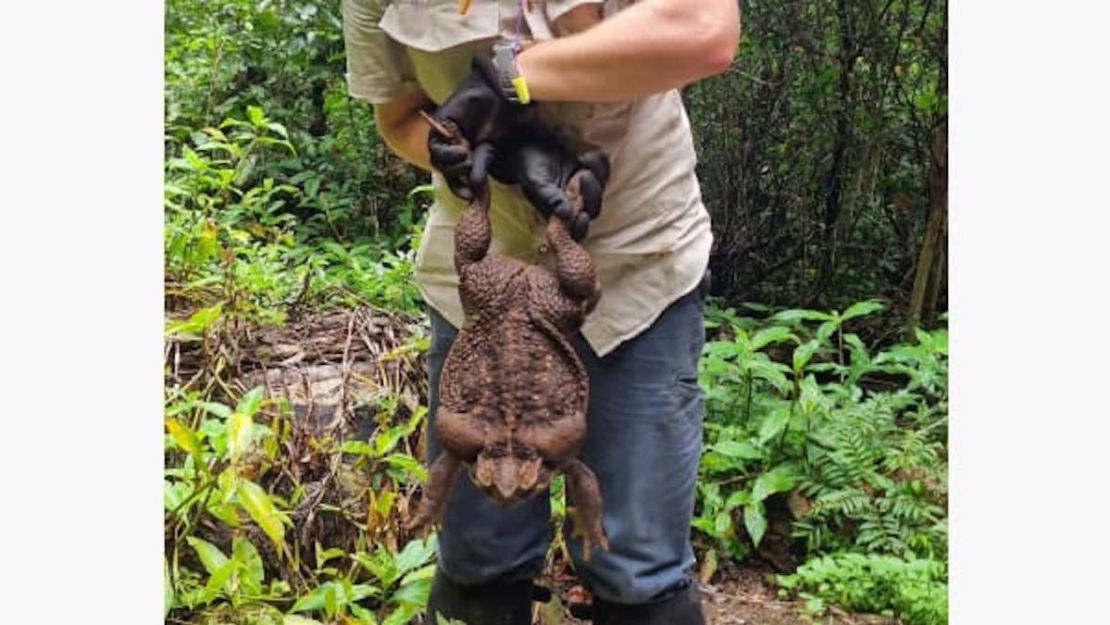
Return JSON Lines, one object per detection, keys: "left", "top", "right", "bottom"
{"left": 407, "top": 116, "right": 609, "bottom": 559}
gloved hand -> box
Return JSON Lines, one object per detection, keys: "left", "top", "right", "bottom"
{"left": 483, "top": 126, "right": 611, "bottom": 241}
{"left": 428, "top": 55, "right": 520, "bottom": 200}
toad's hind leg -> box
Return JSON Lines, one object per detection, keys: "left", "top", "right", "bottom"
{"left": 434, "top": 406, "right": 489, "bottom": 461}
{"left": 406, "top": 452, "right": 463, "bottom": 531}
{"left": 564, "top": 458, "right": 609, "bottom": 562}
{"left": 545, "top": 171, "right": 600, "bottom": 309}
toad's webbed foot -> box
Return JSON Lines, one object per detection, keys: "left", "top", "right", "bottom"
{"left": 564, "top": 458, "right": 609, "bottom": 562}
{"left": 406, "top": 452, "right": 463, "bottom": 532}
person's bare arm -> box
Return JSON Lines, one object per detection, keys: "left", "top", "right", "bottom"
{"left": 517, "top": 0, "right": 741, "bottom": 102}
{"left": 373, "top": 88, "right": 435, "bottom": 171}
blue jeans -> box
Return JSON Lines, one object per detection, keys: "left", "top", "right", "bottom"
{"left": 425, "top": 285, "right": 706, "bottom": 604}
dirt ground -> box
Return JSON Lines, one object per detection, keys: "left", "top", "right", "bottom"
{"left": 534, "top": 564, "right": 897, "bottom": 625}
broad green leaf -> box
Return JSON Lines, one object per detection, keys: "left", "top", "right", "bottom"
{"left": 186, "top": 536, "right": 229, "bottom": 575}
{"left": 758, "top": 408, "right": 791, "bottom": 445}
{"left": 182, "top": 146, "right": 207, "bottom": 170}
{"left": 283, "top": 616, "right": 325, "bottom": 625}
{"left": 321, "top": 240, "right": 349, "bottom": 259}
{"left": 711, "top": 440, "right": 763, "bottom": 460}
{"left": 385, "top": 453, "right": 428, "bottom": 482}
{"left": 399, "top": 563, "right": 438, "bottom": 588}
{"left": 165, "top": 418, "right": 203, "bottom": 460}
{"left": 751, "top": 464, "right": 798, "bottom": 503}
{"left": 354, "top": 550, "right": 397, "bottom": 586}
{"left": 843, "top": 333, "right": 869, "bottom": 359}
{"left": 923, "top": 328, "right": 948, "bottom": 354}
{"left": 395, "top": 536, "right": 438, "bottom": 577}
{"left": 266, "top": 121, "right": 290, "bottom": 139}
{"left": 291, "top": 582, "right": 337, "bottom": 613}
{"left": 383, "top": 604, "right": 421, "bottom": 625}
{"left": 744, "top": 502, "right": 768, "bottom": 546}
{"left": 233, "top": 537, "right": 265, "bottom": 590}
{"left": 340, "top": 440, "right": 376, "bottom": 457}
{"left": 236, "top": 386, "right": 265, "bottom": 417}
{"left": 393, "top": 577, "right": 432, "bottom": 607}
{"left": 291, "top": 582, "right": 378, "bottom": 613}
{"left": 198, "top": 401, "right": 233, "bottom": 419}
{"left": 201, "top": 126, "right": 229, "bottom": 143}
{"left": 841, "top": 299, "right": 885, "bottom": 321}
{"left": 751, "top": 326, "right": 796, "bottom": 351}
{"left": 373, "top": 427, "right": 408, "bottom": 457}
{"left": 164, "top": 480, "right": 187, "bottom": 511}
{"left": 315, "top": 543, "right": 347, "bottom": 567}
{"left": 204, "top": 559, "right": 235, "bottom": 599}
{"left": 747, "top": 359, "right": 792, "bottom": 393}
{"left": 793, "top": 340, "right": 821, "bottom": 372}
{"left": 208, "top": 501, "right": 243, "bottom": 527}
{"left": 227, "top": 409, "right": 253, "bottom": 461}
{"left": 772, "top": 309, "right": 833, "bottom": 324}
{"left": 349, "top": 603, "right": 379, "bottom": 625}
{"left": 731, "top": 327, "right": 753, "bottom": 352}
{"left": 236, "top": 479, "right": 289, "bottom": 552}
{"left": 166, "top": 302, "right": 224, "bottom": 340}
{"left": 713, "top": 511, "right": 732, "bottom": 537}
{"left": 724, "top": 490, "right": 751, "bottom": 510}
{"left": 691, "top": 516, "right": 717, "bottom": 535}
{"left": 816, "top": 319, "right": 838, "bottom": 343}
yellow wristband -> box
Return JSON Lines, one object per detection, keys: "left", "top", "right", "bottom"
{"left": 510, "top": 76, "right": 531, "bottom": 105}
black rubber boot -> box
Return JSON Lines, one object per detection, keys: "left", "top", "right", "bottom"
{"left": 591, "top": 580, "right": 705, "bottom": 625}
{"left": 423, "top": 567, "right": 535, "bottom": 625}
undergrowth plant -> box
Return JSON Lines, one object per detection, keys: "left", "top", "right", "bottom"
{"left": 776, "top": 553, "right": 948, "bottom": 625}
{"left": 165, "top": 380, "right": 435, "bottom": 624}
{"left": 693, "top": 299, "right": 948, "bottom": 579}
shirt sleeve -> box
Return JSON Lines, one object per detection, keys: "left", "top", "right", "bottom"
{"left": 341, "top": 0, "right": 421, "bottom": 104}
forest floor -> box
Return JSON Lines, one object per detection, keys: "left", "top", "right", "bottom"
{"left": 535, "top": 562, "right": 897, "bottom": 625}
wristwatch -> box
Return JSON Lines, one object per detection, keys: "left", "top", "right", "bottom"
{"left": 491, "top": 41, "right": 532, "bottom": 105}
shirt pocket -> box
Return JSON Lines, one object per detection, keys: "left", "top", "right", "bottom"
{"left": 379, "top": 0, "right": 500, "bottom": 53}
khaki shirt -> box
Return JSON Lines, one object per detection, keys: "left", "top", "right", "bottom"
{"left": 342, "top": 0, "right": 712, "bottom": 356}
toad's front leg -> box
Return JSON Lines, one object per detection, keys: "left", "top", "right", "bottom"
{"left": 421, "top": 111, "right": 498, "bottom": 274}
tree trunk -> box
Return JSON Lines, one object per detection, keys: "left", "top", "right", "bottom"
{"left": 906, "top": 116, "right": 948, "bottom": 336}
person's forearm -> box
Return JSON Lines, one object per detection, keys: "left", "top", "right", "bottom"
{"left": 373, "top": 89, "right": 434, "bottom": 171}
{"left": 517, "top": 0, "right": 741, "bottom": 102}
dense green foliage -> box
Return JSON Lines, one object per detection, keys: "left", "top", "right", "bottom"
{"left": 695, "top": 301, "right": 947, "bottom": 557}
{"left": 164, "top": 1, "right": 947, "bottom": 623}
{"left": 693, "top": 301, "right": 947, "bottom": 621}
{"left": 777, "top": 553, "right": 948, "bottom": 625}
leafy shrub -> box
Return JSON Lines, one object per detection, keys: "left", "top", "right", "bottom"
{"left": 693, "top": 300, "right": 947, "bottom": 562}
{"left": 776, "top": 552, "right": 948, "bottom": 625}
{"left": 165, "top": 382, "right": 434, "bottom": 624}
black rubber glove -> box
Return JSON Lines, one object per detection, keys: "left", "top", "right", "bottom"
{"left": 485, "top": 126, "right": 611, "bottom": 241}
{"left": 428, "top": 55, "right": 520, "bottom": 200}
